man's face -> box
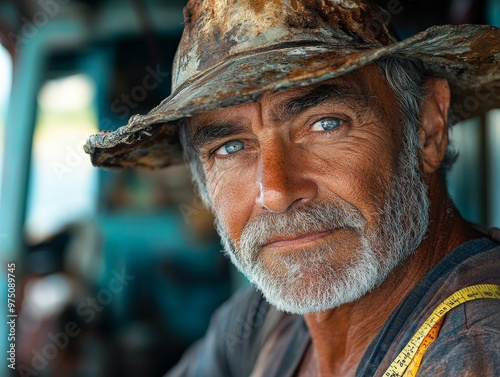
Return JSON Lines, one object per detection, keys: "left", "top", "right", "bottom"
{"left": 188, "top": 65, "right": 429, "bottom": 314}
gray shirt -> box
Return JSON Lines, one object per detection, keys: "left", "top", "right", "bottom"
{"left": 166, "top": 238, "right": 500, "bottom": 376}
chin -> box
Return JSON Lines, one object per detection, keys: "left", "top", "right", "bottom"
{"left": 247, "top": 242, "right": 388, "bottom": 314}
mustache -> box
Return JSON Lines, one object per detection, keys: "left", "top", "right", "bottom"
{"left": 238, "top": 200, "right": 366, "bottom": 252}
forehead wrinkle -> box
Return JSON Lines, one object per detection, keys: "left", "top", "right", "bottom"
{"left": 271, "top": 82, "right": 371, "bottom": 123}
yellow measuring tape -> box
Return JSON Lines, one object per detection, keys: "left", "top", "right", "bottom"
{"left": 384, "top": 284, "right": 500, "bottom": 377}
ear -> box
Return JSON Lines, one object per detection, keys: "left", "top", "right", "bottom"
{"left": 419, "top": 78, "right": 451, "bottom": 174}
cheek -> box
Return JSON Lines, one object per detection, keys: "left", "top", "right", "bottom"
{"left": 309, "top": 134, "right": 397, "bottom": 224}
{"left": 205, "top": 165, "right": 258, "bottom": 241}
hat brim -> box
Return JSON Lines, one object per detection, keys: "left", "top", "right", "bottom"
{"left": 84, "top": 24, "right": 500, "bottom": 169}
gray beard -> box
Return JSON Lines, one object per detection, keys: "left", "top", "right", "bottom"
{"left": 215, "top": 131, "right": 430, "bottom": 314}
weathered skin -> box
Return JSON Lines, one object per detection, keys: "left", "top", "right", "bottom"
{"left": 185, "top": 64, "right": 484, "bottom": 377}
{"left": 84, "top": 0, "right": 500, "bottom": 169}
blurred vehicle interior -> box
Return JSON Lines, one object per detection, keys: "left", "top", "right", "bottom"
{"left": 0, "top": 0, "right": 499, "bottom": 376}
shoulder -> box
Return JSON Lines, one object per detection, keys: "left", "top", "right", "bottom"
{"left": 216, "top": 285, "right": 271, "bottom": 357}
{"left": 193, "top": 284, "right": 271, "bottom": 357}
{"left": 446, "top": 240, "right": 500, "bottom": 284}
{"left": 425, "top": 239, "right": 500, "bottom": 302}
{"left": 422, "top": 239, "right": 500, "bottom": 345}
{"left": 414, "top": 240, "right": 500, "bottom": 375}
{"left": 166, "top": 285, "right": 272, "bottom": 377}
{"left": 418, "top": 299, "right": 500, "bottom": 376}
{"left": 367, "top": 239, "right": 500, "bottom": 377}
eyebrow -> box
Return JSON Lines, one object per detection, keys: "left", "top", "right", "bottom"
{"left": 273, "top": 83, "right": 368, "bottom": 122}
{"left": 191, "top": 122, "right": 247, "bottom": 153}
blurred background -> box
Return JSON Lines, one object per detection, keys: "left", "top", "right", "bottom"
{"left": 0, "top": 0, "right": 499, "bottom": 376}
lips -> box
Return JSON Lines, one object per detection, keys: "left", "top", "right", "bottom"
{"left": 262, "top": 229, "right": 335, "bottom": 249}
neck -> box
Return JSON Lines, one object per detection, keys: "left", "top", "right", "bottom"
{"left": 301, "top": 173, "right": 482, "bottom": 376}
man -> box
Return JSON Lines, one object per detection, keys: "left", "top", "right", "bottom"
{"left": 85, "top": 0, "right": 500, "bottom": 375}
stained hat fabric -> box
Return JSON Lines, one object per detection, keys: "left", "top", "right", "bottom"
{"left": 84, "top": 0, "right": 500, "bottom": 169}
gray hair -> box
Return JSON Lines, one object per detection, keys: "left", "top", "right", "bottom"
{"left": 375, "top": 56, "right": 458, "bottom": 171}
{"left": 178, "top": 117, "right": 212, "bottom": 206}
{"left": 179, "top": 56, "right": 458, "bottom": 207}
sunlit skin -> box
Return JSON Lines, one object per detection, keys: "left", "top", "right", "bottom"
{"left": 188, "top": 65, "right": 482, "bottom": 376}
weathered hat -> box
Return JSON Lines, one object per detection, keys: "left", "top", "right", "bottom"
{"left": 84, "top": 0, "right": 500, "bottom": 169}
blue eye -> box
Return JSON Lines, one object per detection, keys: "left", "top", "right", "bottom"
{"left": 312, "top": 117, "right": 342, "bottom": 131}
{"left": 216, "top": 140, "right": 245, "bottom": 155}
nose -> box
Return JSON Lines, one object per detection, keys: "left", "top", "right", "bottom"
{"left": 256, "top": 139, "right": 317, "bottom": 213}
